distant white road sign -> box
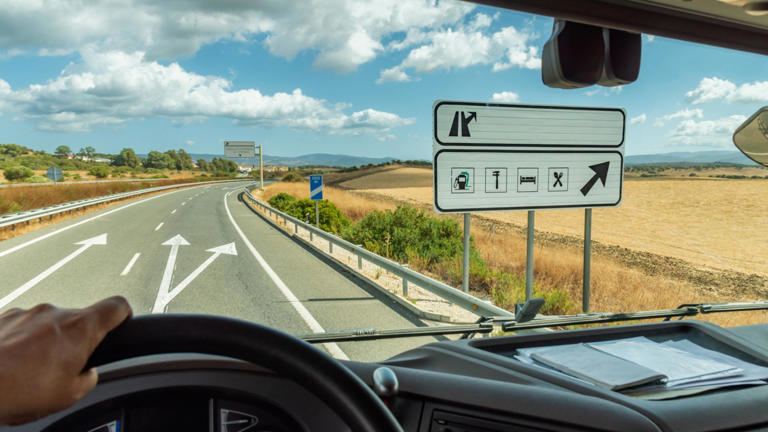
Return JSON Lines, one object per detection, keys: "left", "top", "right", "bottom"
{"left": 433, "top": 101, "right": 625, "bottom": 213}
{"left": 224, "top": 141, "right": 255, "bottom": 158}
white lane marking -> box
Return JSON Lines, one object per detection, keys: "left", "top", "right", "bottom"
{"left": 120, "top": 252, "right": 141, "bottom": 276}
{"left": 154, "top": 222, "right": 164, "bottom": 231}
{"left": 181, "top": 202, "right": 186, "bottom": 206}
{"left": 0, "top": 234, "right": 108, "bottom": 309}
{"left": 0, "top": 185, "right": 205, "bottom": 259}
{"left": 223, "top": 191, "right": 349, "bottom": 360}
{"left": 151, "top": 235, "right": 190, "bottom": 313}
{"left": 160, "top": 243, "right": 237, "bottom": 308}
{"left": 171, "top": 209, "right": 177, "bottom": 214}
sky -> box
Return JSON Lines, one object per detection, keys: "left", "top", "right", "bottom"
{"left": 0, "top": 0, "right": 767, "bottom": 160}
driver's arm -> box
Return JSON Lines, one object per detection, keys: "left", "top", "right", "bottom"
{"left": 0, "top": 296, "right": 132, "bottom": 425}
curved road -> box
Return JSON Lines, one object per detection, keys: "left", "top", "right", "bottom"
{"left": 0, "top": 181, "right": 435, "bottom": 361}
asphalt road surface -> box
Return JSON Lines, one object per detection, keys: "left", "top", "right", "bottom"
{"left": 0, "top": 181, "right": 437, "bottom": 361}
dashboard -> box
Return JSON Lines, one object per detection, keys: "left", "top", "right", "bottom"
{"left": 8, "top": 320, "right": 768, "bottom": 432}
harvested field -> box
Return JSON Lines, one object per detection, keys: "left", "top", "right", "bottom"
{"left": 344, "top": 168, "right": 768, "bottom": 278}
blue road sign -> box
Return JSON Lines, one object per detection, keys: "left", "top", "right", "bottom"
{"left": 310, "top": 175, "right": 323, "bottom": 200}
{"left": 46, "top": 166, "right": 63, "bottom": 182}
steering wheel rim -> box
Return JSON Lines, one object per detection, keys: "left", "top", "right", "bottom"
{"left": 86, "top": 314, "right": 403, "bottom": 432}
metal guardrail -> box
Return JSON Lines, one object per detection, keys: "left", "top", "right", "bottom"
{"left": 241, "top": 189, "right": 515, "bottom": 319}
{"left": 0, "top": 179, "right": 244, "bottom": 230}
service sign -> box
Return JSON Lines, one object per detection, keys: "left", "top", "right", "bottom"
{"left": 433, "top": 101, "right": 625, "bottom": 213}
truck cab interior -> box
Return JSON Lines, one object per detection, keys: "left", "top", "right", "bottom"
{"left": 7, "top": 1, "right": 768, "bottom": 431}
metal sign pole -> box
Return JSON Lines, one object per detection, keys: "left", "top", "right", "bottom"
{"left": 583, "top": 208, "right": 592, "bottom": 313}
{"left": 525, "top": 210, "right": 535, "bottom": 301}
{"left": 315, "top": 200, "right": 319, "bottom": 228}
{"left": 462, "top": 213, "right": 470, "bottom": 293}
{"left": 259, "top": 145, "right": 264, "bottom": 191}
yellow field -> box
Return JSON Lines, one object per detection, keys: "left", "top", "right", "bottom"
{"left": 342, "top": 167, "right": 768, "bottom": 277}
{"left": 259, "top": 178, "right": 768, "bottom": 327}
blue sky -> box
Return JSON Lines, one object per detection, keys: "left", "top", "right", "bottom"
{"left": 0, "top": 0, "right": 766, "bottom": 160}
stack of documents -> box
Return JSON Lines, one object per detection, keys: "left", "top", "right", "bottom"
{"left": 515, "top": 336, "right": 768, "bottom": 400}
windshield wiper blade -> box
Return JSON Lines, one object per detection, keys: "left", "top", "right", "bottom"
{"left": 500, "top": 301, "right": 768, "bottom": 331}
{"left": 299, "top": 323, "right": 493, "bottom": 344}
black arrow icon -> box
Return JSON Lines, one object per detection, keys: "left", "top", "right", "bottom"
{"left": 580, "top": 162, "right": 610, "bottom": 196}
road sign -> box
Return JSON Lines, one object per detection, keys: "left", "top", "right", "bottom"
{"left": 434, "top": 101, "right": 625, "bottom": 147}
{"left": 224, "top": 141, "right": 255, "bottom": 158}
{"left": 433, "top": 101, "right": 625, "bottom": 213}
{"left": 310, "top": 175, "right": 323, "bottom": 200}
{"left": 46, "top": 166, "right": 63, "bottom": 182}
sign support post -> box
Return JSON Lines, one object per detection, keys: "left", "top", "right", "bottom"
{"left": 525, "top": 210, "right": 535, "bottom": 301}
{"left": 462, "top": 213, "right": 470, "bottom": 293}
{"left": 257, "top": 145, "right": 264, "bottom": 190}
{"left": 315, "top": 201, "right": 319, "bottom": 228}
{"left": 583, "top": 208, "right": 592, "bottom": 313}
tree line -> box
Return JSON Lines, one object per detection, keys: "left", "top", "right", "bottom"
{"left": 1, "top": 144, "right": 239, "bottom": 182}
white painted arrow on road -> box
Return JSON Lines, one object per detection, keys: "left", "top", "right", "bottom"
{"left": 151, "top": 235, "right": 190, "bottom": 313}
{"left": 0, "top": 234, "right": 108, "bottom": 309}
{"left": 160, "top": 242, "right": 237, "bottom": 308}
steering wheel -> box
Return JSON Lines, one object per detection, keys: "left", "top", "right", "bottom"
{"left": 85, "top": 314, "right": 403, "bottom": 432}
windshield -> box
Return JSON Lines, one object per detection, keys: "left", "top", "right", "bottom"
{"left": 0, "top": 0, "right": 766, "bottom": 362}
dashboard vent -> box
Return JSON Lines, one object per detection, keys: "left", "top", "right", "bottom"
{"left": 430, "top": 410, "right": 556, "bottom": 432}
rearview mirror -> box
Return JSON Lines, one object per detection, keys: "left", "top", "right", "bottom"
{"left": 733, "top": 107, "right": 768, "bottom": 167}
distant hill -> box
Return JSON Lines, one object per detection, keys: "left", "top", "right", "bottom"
{"left": 184, "top": 153, "right": 395, "bottom": 167}
{"left": 625, "top": 151, "right": 756, "bottom": 166}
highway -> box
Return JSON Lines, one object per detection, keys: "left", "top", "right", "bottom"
{"left": 0, "top": 181, "right": 436, "bottom": 361}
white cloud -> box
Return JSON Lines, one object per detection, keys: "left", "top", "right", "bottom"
{"left": 377, "top": 14, "right": 540, "bottom": 83}
{"left": 0, "top": 0, "right": 474, "bottom": 73}
{"left": 491, "top": 91, "right": 520, "bottom": 103}
{"left": 186, "top": 140, "right": 195, "bottom": 146}
{"left": 668, "top": 115, "right": 746, "bottom": 148}
{"left": 376, "top": 67, "right": 412, "bottom": 84}
{"left": 686, "top": 77, "right": 737, "bottom": 104}
{"left": 630, "top": 113, "right": 646, "bottom": 125}
{"left": 644, "top": 35, "right": 655, "bottom": 42}
{"left": 377, "top": 133, "right": 396, "bottom": 142}
{"left": 2, "top": 50, "right": 413, "bottom": 133}
{"left": 686, "top": 77, "right": 768, "bottom": 104}
{"left": 653, "top": 108, "right": 703, "bottom": 126}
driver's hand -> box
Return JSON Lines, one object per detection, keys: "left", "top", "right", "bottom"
{"left": 0, "top": 296, "right": 132, "bottom": 425}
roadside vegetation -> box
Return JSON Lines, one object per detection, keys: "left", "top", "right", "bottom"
{"left": 260, "top": 181, "right": 766, "bottom": 326}
{"left": 267, "top": 189, "right": 573, "bottom": 315}
{"left": 0, "top": 176, "right": 230, "bottom": 215}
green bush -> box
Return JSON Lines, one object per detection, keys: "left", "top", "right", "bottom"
{"left": 4, "top": 166, "right": 33, "bottom": 181}
{"left": 281, "top": 172, "right": 305, "bottom": 182}
{"left": 268, "top": 193, "right": 297, "bottom": 211}
{"left": 342, "top": 205, "right": 464, "bottom": 265}
{"left": 88, "top": 165, "right": 111, "bottom": 178}
{"left": 290, "top": 199, "right": 350, "bottom": 234}
{"left": 24, "top": 175, "right": 52, "bottom": 183}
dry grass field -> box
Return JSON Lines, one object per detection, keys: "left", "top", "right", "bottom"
{"left": 0, "top": 178, "right": 199, "bottom": 215}
{"left": 341, "top": 167, "right": 768, "bottom": 277}
{"left": 259, "top": 178, "right": 768, "bottom": 327}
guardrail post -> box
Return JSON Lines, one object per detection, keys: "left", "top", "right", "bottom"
{"left": 402, "top": 264, "right": 409, "bottom": 297}
{"left": 310, "top": 231, "right": 314, "bottom": 241}
{"left": 357, "top": 245, "right": 363, "bottom": 269}
{"left": 294, "top": 223, "right": 298, "bottom": 234}
{"left": 329, "top": 241, "right": 333, "bottom": 254}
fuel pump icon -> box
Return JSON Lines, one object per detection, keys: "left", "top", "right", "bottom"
{"left": 453, "top": 171, "right": 470, "bottom": 190}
